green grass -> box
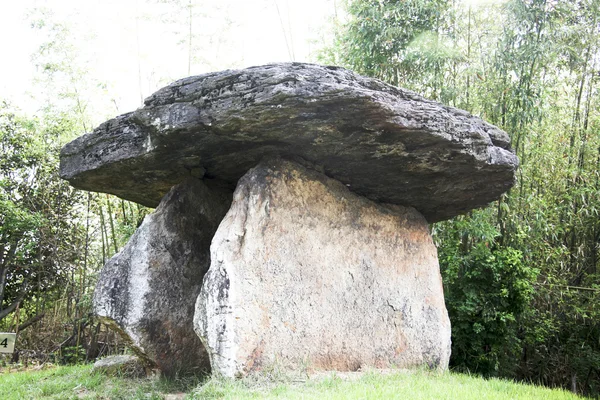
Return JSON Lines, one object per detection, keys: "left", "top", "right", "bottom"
{"left": 0, "top": 363, "right": 196, "bottom": 400}
{"left": 0, "top": 364, "right": 583, "bottom": 399}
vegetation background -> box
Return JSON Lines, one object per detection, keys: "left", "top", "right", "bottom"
{"left": 0, "top": 0, "right": 598, "bottom": 397}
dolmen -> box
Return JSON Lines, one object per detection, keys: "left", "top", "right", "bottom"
{"left": 59, "top": 63, "right": 518, "bottom": 378}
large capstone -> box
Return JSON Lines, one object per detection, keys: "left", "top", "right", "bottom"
{"left": 194, "top": 159, "right": 451, "bottom": 377}
{"left": 60, "top": 62, "right": 517, "bottom": 222}
{"left": 93, "top": 178, "right": 231, "bottom": 377}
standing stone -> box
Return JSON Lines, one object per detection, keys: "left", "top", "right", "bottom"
{"left": 194, "top": 159, "right": 451, "bottom": 378}
{"left": 94, "top": 178, "right": 231, "bottom": 377}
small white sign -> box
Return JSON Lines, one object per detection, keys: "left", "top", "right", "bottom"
{"left": 0, "top": 333, "right": 16, "bottom": 354}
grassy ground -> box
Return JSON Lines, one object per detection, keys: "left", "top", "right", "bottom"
{"left": 0, "top": 363, "right": 583, "bottom": 399}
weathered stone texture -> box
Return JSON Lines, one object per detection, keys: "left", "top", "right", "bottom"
{"left": 60, "top": 62, "right": 518, "bottom": 222}
{"left": 194, "top": 159, "right": 451, "bottom": 378}
{"left": 93, "top": 179, "right": 231, "bottom": 377}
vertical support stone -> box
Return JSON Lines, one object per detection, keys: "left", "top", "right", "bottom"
{"left": 94, "top": 179, "right": 231, "bottom": 377}
{"left": 194, "top": 159, "right": 451, "bottom": 377}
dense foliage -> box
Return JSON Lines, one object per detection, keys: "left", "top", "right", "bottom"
{"left": 0, "top": 100, "right": 144, "bottom": 363}
{"left": 0, "top": 103, "right": 84, "bottom": 326}
{"left": 323, "top": 0, "right": 600, "bottom": 395}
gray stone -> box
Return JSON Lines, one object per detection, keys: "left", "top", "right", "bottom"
{"left": 60, "top": 62, "right": 517, "bottom": 222}
{"left": 194, "top": 159, "right": 451, "bottom": 378}
{"left": 93, "top": 178, "right": 231, "bottom": 377}
{"left": 92, "top": 355, "right": 147, "bottom": 378}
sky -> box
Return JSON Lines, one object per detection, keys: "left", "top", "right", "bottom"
{"left": 0, "top": 0, "right": 496, "bottom": 123}
{"left": 0, "top": 0, "right": 339, "bottom": 118}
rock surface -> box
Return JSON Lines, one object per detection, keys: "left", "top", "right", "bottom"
{"left": 194, "top": 159, "right": 451, "bottom": 377}
{"left": 92, "top": 355, "right": 147, "bottom": 378}
{"left": 60, "top": 62, "right": 517, "bottom": 222}
{"left": 94, "top": 179, "right": 231, "bottom": 377}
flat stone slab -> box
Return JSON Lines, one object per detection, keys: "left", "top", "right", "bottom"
{"left": 92, "top": 355, "right": 147, "bottom": 377}
{"left": 60, "top": 63, "right": 517, "bottom": 222}
{"left": 194, "top": 159, "right": 451, "bottom": 377}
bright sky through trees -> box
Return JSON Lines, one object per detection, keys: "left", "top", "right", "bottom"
{"left": 0, "top": 0, "right": 338, "bottom": 115}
